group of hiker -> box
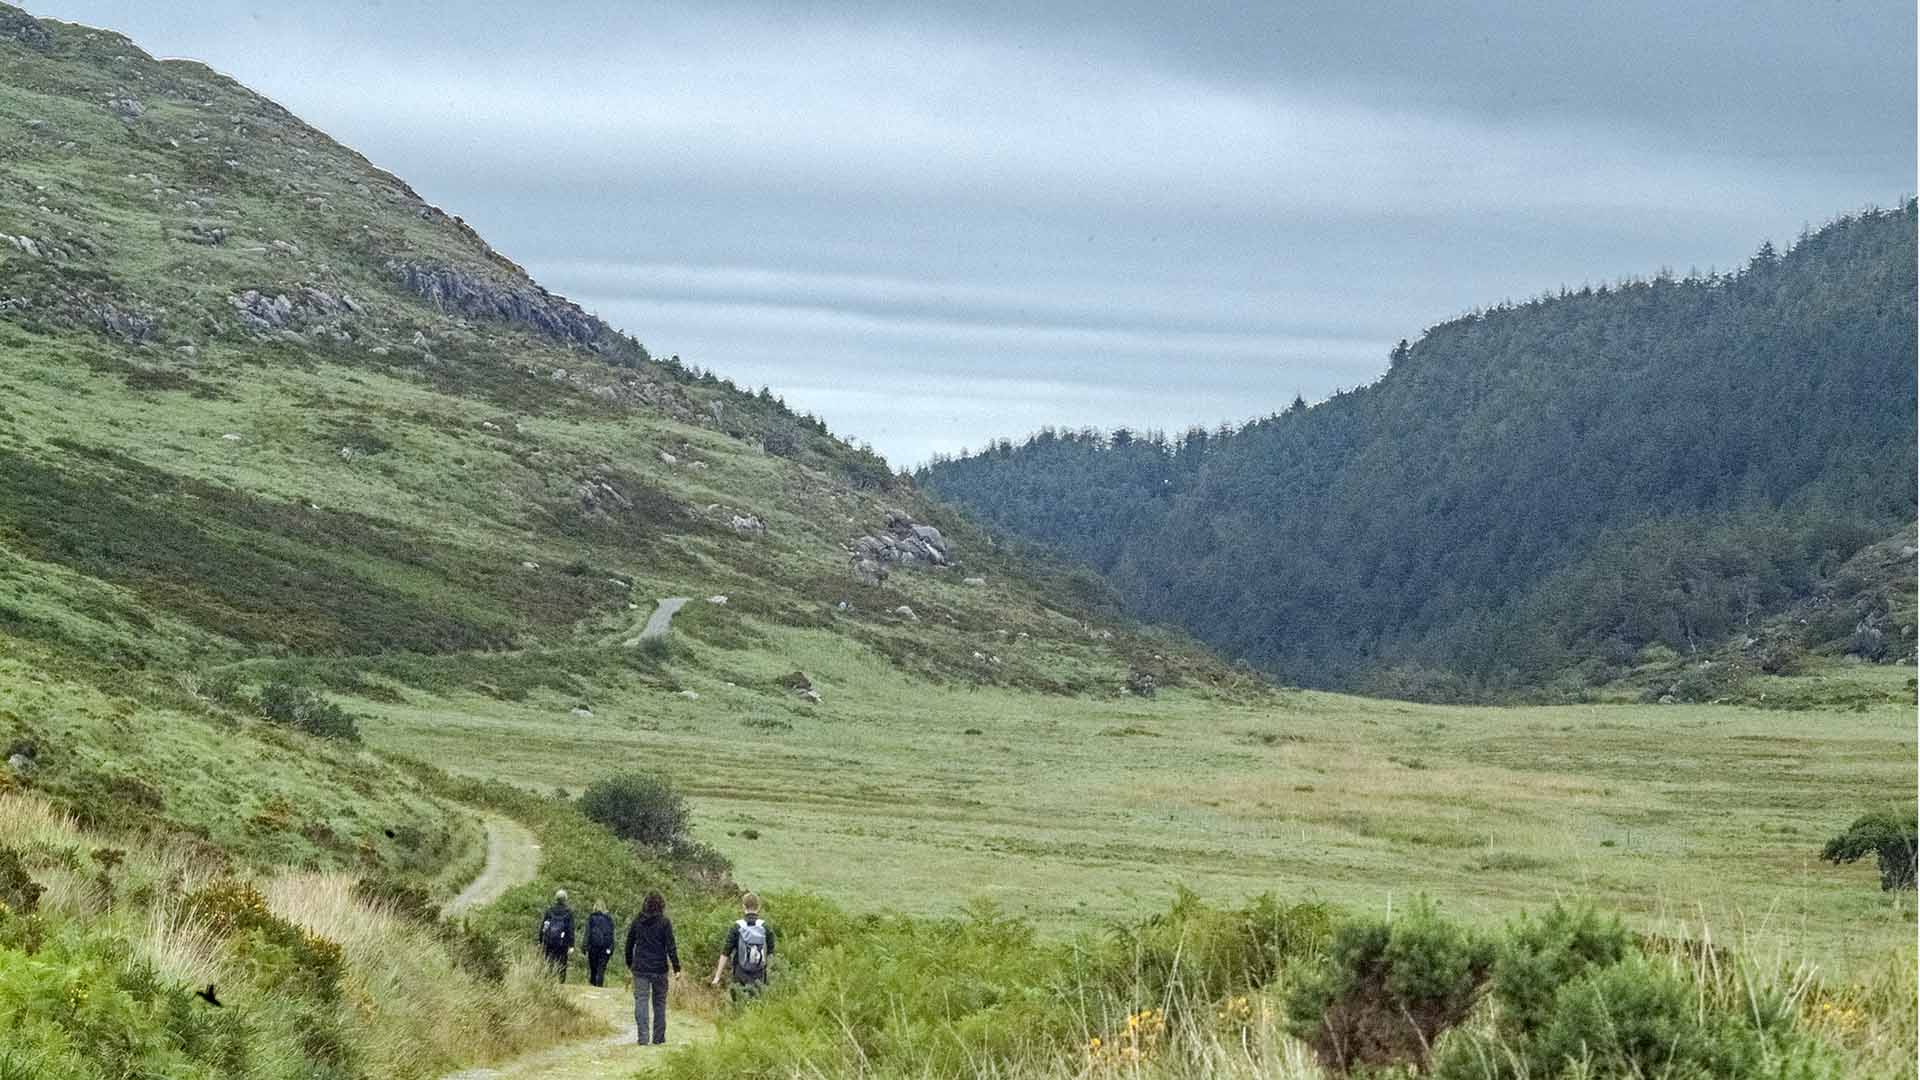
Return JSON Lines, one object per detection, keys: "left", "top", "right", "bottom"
{"left": 537, "top": 888, "right": 774, "bottom": 1045}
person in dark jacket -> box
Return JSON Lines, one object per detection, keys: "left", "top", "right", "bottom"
{"left": 584, "top": 901, "right": 616, "bottom": 987}
{"left": 710, "top": 891, "right": 773, "bottom": 1000}
{"left": 624, "top": 892, "right": 681, "bottom": 1044}
{"left": 537, "top": 889, "right": 575, "bottom": 982}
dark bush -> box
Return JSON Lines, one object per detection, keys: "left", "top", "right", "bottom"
{"left": 578, "top": 772, "right": 689, "bottom": 847}
{"left": 1821, "top": 809, "right": 1918, "bottom": 890}
{"left": 1286, "top": 898, "right": 1493, "bottom": 1075}
{"left": 0, "top": 847, "right": 43, "bottom": 914}
{"left": 351, "top": 874, "right": 440, "bottom": 923}
{"left": 449, "top": 919, "right": 506, "bottom": 983}
{"left": 669, "top": 837, "right": 735, "bottom": 891}
{"left": 256, "top": 681, "right": 359, "bottom": 740}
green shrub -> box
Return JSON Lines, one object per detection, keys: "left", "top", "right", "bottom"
{"left": 0, "top": 927, "right": 252, "bottom": 1079}
{"left": 1434, "top": 907, "right": 1849, "bottom": 1080}
{"left": 0, "top": 847, "right": 42, "bottom": 915}
{"left": 180, "top": 880, "right": 344, "bottom": 1003}
{"left": 1489, "top": 903, "right": 1632, "bottom": 1035}
{"left": 1286, "top": 898, "right": 1493, "bottom": 1075}
{"left": 350, "top": 874, "right": 440, "bottom": 923}
{"left": 1821, "top": 809, "right": 1918, "bottom": 890}
{"left": 255, "top": 681, "right": 359, "bottom": 741}
{"left": 448, "top": 919, "right": 507, "bottom": 984}
{"left": 577, "top": 772, "right": 689, "bottom": 847}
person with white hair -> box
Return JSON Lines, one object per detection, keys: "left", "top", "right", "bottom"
{"left": 538, "top": 889, "right": 576, "bottom": 981}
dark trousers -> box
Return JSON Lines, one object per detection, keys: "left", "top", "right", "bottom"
{"left": 588, "top": 949, "right": 611, "bottom": 986}
{"left": 633, "top": 971, "right": 669, "bottom": 1043}
{"left": 544, "top": 948, "right": 568, "bottom": 982}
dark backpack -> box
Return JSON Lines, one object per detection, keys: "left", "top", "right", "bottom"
{"left": 734, "top": 918, "right": 768, "bottom": 977}
{"left": 541, "top": 908, "right": 572, "bottom": 951}
{"left": 587, "top": 911, "right": 615, "bottom": 951}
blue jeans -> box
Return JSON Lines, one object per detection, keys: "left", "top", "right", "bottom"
{"left": 634, "top": 972, "right": 669, "bottom": 1043}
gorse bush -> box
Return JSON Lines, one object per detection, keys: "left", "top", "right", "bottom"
{"left": 349, "top": 874, "right": 440, "bottom": 924}
{"left": 1285, "top": 897, "right": 1493, "bottom": 1075}
{"left": 181, "top": 879, "right": 345, "bottom": 1004}
{"left": 1821, "top": 809, "right": 1918, "bottom": 890}
{"left": 1433, "top": 903, "right": 1850, "bottom": 1080}
{"left": 0, "top": 846, "right": 42, "bottom": 914}
{"left": 578, "top": 772, "right": 689, "bottom": 847}
{"left": 255, "top": 681, "right": 359, "bottom": 741}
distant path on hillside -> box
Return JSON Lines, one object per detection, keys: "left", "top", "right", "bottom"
{"left": 446, "top": 815, "right": 541, "bottom": 916}
{"left": 639, "top": 597, "right": 690, "bottom": 641}
{"left": 441, "top": 979, "right": 717, "bottom": 1079}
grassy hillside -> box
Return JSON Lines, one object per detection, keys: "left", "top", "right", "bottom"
{"left": 1, "top": 5, "right": 1914, "bottom": 1078}
{"left": 921, "top": 206, "right": 1918, "bottom": 698}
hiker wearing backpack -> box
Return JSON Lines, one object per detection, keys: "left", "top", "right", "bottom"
{"left": 709, "top": 891, "right": 773, "bottom": 999}
{"left": 585, "top": 900, "right": 617, "bottom": 987}
{"left": 624, "top": 891, "right": 681, "bottom": 1044}
{"left": 538, "top": 889, "right": 575, "bottom": 982}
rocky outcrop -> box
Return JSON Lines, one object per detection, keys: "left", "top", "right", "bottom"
{"left": 576, "top": 473, "right": 635, "bottom": 518}
{"left": 387, "top": 259, "right": 632, "bottom": 355}
{"left": 226, "top": 287, "right": 359, "bottom": 336}
{"left": 0, "top": 8, "right": 53, "bottom": 50}
{"left": 91, "top": 301, "right": 158, "bottom": 342}
{"left": 846, "top": 509, "right": 952, "bottom": 584}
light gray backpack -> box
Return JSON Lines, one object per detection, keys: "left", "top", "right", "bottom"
{"left": 734, "top": 919, "right": 768, "bottom": 977}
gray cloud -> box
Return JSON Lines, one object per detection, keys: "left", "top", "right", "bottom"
{"left": 25, "top": 1, "right": 1913, "bottom": 464}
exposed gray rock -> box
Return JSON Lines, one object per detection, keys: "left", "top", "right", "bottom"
{"left": 229, "top": 290, "right": 293, "bottom": 330}
{"left": 730, "top": 513, "right": 766, "bottom": 536}
{"left": 962, "top": 576, "right": 987, "bottom": 587}
{"left": 92, "top": 301, "right": 158, "bottom": 342}
{"left": 0, "top": 9, "right": 54, "bottom": 49}
{"left": 577, "top": 473, "right": 634, "bottom": 517}
{"left": 893, "top": 605, "right": 918, "bottom": 621}
{"left": 846, "top": 508, "right": 952, "bottom": 575}
{"left": 386, "top": 259, "right": 638, "bottom": 356}
{"left": 107, "top": 96, "right": 143, "bottom": 121}
{"left": 852, "top": 557, "right": 888, "bottom": 586}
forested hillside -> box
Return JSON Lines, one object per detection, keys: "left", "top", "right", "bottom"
{"left": 922, "top": 205, "right": 1919, "bottom": 697}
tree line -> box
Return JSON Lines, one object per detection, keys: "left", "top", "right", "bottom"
{"left": 920, "top": 203, "right": 1918, "bottom": 697}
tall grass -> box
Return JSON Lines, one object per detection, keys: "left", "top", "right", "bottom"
{"left": 261, "top": 871, "right": 600, "bottom": 1076}
{"left": 0, "top": 791, "right": 593, "bottom": 1080}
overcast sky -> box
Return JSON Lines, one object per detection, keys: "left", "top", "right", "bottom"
{"left": 28, "top": 2, "right": 1916, "bottom": 466}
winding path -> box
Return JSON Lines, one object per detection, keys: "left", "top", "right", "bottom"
{"left": 639, "top": 597, "right": 691, "bottom": 641}
{"left": 437, "top": 817, "right": 717, "bottom": 1079}
{"left": 446, "top": 815, "right": 541, "bottom": 916}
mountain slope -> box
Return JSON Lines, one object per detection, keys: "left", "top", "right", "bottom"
{"left": 0, "top": 1, "right": 1250, "bottom": 837}
{"left": 922, "top": 205, "right": 1919, "bottom": 696}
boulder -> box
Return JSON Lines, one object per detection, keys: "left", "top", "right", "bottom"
{"left": 893, "top": 605, "right": 918, "bottom": 621}
{"left": 706, "top": 595, "right": 728, "bottom": 605}
{"left": 963, "top": 576, "right": 987, "bottom": 587}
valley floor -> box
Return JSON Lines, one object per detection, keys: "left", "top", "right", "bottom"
{"left": 363, "top": 627, "right": 1916, "bottom": 976}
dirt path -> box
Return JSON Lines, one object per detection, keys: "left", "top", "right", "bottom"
{"left": 442, "top": 979, "right": 718, "bottom": 1079}
{"left": 445, "top": 815, "right": 541, "bottom": 916}
{"left": 438, "top": 818, "right": 718, "bottom": 1077}
{"left": 638, "top": 597, "right": 690, "bottom": 641}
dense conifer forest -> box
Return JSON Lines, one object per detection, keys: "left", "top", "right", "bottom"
{"left": 921, "top": 204, "right": 1919, "bottom": 697}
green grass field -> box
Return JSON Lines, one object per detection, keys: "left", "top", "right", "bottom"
{"left": 362, "top": 625, "right": 1916, "bottom": 976}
